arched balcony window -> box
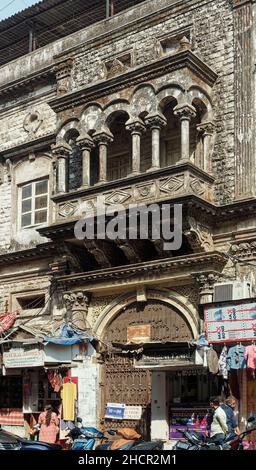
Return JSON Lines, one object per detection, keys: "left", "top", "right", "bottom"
{"left": 106, "top": 111, "right": 131, "bottom": 181}
{"left": 160, "top": 98, "right": 180, "bottom": 167}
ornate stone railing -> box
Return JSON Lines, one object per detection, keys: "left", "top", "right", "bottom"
{"left": 53, "top": 162, "right": 214, "bottom": 221}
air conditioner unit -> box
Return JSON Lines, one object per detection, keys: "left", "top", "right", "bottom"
{"left": 213, "top": 281, "right": 251, "bottom": 302}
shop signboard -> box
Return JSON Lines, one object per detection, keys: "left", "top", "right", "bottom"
{"left": 3, "top": 348, "right": 44, "bottom": 368}
{"left": 123, "top": 406, "right": 142, "bottom": 420}
{"left": 127, "top": 325, "right": 151, "bottom": 344}
{"left": 105, "top": 404, "right": 142, "bottom": 420}
{"left": 204, "top": 299, "right": 256, "bottom": 343}
{"left": 105, "top": 403, "right": 125, "bottom": 419}
{"left": 134, "top": 351, "right": 194, "bottom": 369}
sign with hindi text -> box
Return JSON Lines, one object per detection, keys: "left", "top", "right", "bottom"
{"left": 205, "top": 299, "right": 256, "bottom": 343}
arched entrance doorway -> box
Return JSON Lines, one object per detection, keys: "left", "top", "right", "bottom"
{"left": 101, "top": 300, "right": 194, "bottom": 438}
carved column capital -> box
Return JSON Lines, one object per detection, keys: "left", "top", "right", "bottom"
{"left": 173, "top": 103, "right": 196, "bottom": 121}
{"left": 193, "top": 271, "right": 221, "bottom": 304}
{"left": 93, "top": 128, "right": 113, "bottom": 146}
{"left": 51, "top": 139, "right": 72, "bottom": 159}
{"left": 63, "top": 291, "right": 91, "bottom": 329}
{"left": 197, "top": 121, "right": 215, "bottom": 136}
{"left": 77, "top": 132, "right": 95, "bottom": 151}
{"left": 194, "top": 272, "right": 220, "bottom": 293}
{"left": 145, "top": 112, "right": 167, "bottom": 130}
{"left": 126, "top": 118, "right": 146, "bottom": 135}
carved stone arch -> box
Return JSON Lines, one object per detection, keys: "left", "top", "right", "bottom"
{"left": 79, "top": 103, "right": 103, "bottom": 134}
{"left": 103, "top": 100, "right": 131, "bottom": 127}
{"left": 187, "top": 86, "right": 213, "bottom": 121}
{"left": 130, "top": 84, "right": 157, "bottom": 118}
{"left": 56, "top": 118, "right": 80, "bottom": 142}
{"left": 94, "top": 288, "right": 199, "bottom": 340}
{"left": 156, "top": 84, "right": 184, "bottom": 110}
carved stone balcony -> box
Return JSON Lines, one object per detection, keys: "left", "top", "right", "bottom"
{"left": 53, "top": 162, "right": 214, "bottom": 221}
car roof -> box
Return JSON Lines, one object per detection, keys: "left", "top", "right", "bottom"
{"left": 0, "top": 428, "right": 20, "bottom": 443}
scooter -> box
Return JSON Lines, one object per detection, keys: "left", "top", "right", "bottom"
{"left": 173, "top": 425, "right": 256, "bottom": 450}
{"left": 67, "top": 421, "right": 106, "bottom": 450}
{"left": 95, "top": 428, "right": 163, "bottom": 451}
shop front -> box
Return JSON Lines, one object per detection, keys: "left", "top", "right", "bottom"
{"left": 99, "top": 298, "right": 201, "bottom": 441}
{"left": 0, "top": 324, "right": 98, "bottom": 439}
{"left": 133, "top": 342, "right": 215, "bottom": 443}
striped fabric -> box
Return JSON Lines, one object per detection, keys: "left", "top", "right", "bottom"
{"left": 0, "top": 409, "right": 24, "bottom": 426}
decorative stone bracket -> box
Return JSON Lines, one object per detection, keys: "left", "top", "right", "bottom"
{"left": 184, "top": 216, "right": 214, "bottom": 253}
{"left": 54, "top": 58, "right": 74, "bottom": 96}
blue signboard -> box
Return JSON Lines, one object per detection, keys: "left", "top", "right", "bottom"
{"left": 105, "top": 403, "right": 125, "bottom": 420}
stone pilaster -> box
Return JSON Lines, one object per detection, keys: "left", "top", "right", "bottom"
{"left": 233, "top": 0, "right": 256, "bottom": 198}
{"left": 196, "top": 122, "right": 215, "bottom": 172}
{"left": 126, "top": 118, "right": 146, "bottom": 175}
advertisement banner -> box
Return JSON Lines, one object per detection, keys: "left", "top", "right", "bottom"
{"left": 204, "top": 300, "right": 256, "bottom": 343}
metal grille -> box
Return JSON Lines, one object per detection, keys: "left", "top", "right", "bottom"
{"left": 0, "top": 0, "right": 147, "bottom": 66}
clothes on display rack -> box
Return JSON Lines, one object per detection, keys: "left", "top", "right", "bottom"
{"left": 206, "top": 346, "right": 219, "bottom": 374}
{"left": 218, "top": 346, "right": 228, "bottom": 379}
{"left": 244, "top": 344, "right": 256, "bottom": 369}
{"left": 227, "top": 344, "right": 246, "bottom": 370}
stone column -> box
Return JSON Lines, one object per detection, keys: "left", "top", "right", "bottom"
{"left": 174, "top": 103, "right": 196, "bottom": 163}
{"left": 77, "top": 132, "right": 94, "bottom": 188}
{"left": 93, "top": 129, "right": 113, "bottom": 184}
{"left": 196, "top": 122, "right": 215, "bottom": 171}
{"left": 126, "top": 118, "right": 146, "bottom": 175}
{"left": 52, "top": 140, "right": 71, "bottom": 193}
{"left": 145, "top": 112, "right": 167, "bottom": 171}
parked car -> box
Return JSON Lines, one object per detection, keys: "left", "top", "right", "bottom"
{"left": 0, "top": 427, "right": 62, "bottom": 450}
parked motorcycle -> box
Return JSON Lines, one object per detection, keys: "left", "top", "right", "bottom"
{"left": 67, "top": 420, "right": 163, "bottom": 451}
{"left": 173, "top": 424, "right": 256, "bottom": 450}
{"left": 95, "top": 428, "right": 163, "bottom": 451}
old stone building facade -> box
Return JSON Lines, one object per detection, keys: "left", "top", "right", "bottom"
{"left": 0, "top": 0, "right": 255, "bottom": 443}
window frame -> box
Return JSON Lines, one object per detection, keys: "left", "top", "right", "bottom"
{"left": 19, "top": 178, "right": 49, "bottom": 230}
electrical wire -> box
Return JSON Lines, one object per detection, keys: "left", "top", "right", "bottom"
{"left": 0, "top": 0, "right": 16, "bottom": 14}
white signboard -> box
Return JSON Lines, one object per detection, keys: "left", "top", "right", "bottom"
{"left": 123, "top": 406, "right": 142, "bottom": 420}
{"left": 3, "top": 348, "right": 44, "bottom": 368}
{"left": 205, "top": 300, "right": 256, "bottom": 343}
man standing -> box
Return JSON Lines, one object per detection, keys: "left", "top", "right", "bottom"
{"left": 221, "top": 396, "right": 239, "bottom": 438}
{"left": 209, "top": 397, "right": 228, "bottom": 445}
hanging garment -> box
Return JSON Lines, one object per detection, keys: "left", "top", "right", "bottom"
{"left": 244, "top": 345, "right": 256, "bottom": 369}
{"left": 227, "top": 344, "right": 246, "bottom": 370}
{"left": 61, "top": 382, "right": 77, "bottom": 421}
{"left": 218, "top": 346, "right": 228, "bottom": 379}
{"left": 206, "top": 347, "right": 219, "bottom": 374}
